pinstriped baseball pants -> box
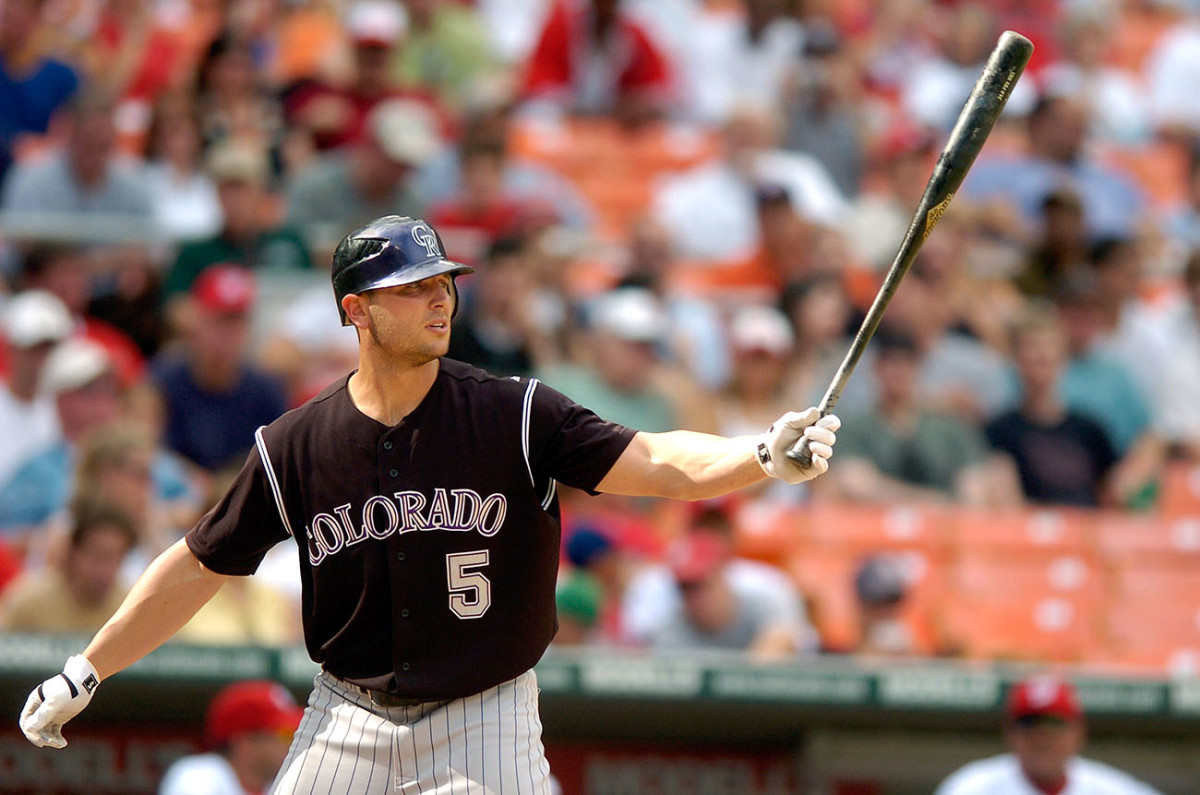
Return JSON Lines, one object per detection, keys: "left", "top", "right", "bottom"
{"left": 270, "top": 670, "right": 553, "bottom": 794}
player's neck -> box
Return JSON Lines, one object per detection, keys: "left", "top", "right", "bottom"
{"left": 348, "top": 358, "right": 440, "bottom": 426}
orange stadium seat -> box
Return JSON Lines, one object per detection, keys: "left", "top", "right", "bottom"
{"left": 937, "top": 549, "right": 1107, "bottom": 663}
{"left": 1094, "top": 513, "right": 1200, "bottom": 567}
{"left": 948, "top": 508, "right": 1095, "bottom": 557}
{"left": 1101, "top": 563, "right": 1200, "bottom": 673}
{"left": 938, "top": 592, "right": 1102, "bottom": 664}
{"left": 1159, "top": 462, "right": 1200, "bottom": 519}
{"left": 800, "top": 502, "right": 949, "bottom": 556}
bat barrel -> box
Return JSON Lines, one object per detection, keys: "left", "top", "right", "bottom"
{"left": 785, "top": 31, "right": 1033, "bottom": 469}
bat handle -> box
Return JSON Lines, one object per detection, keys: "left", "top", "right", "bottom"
{"left": 784, "top": 409, "right": 828, "bottom": 470}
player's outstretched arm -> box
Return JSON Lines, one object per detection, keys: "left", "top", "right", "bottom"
{"left": 20, "top": 538, "right": 230, "bottom": 748}
{"left": 597, "top": 408, "right": 839, "bottom": 501}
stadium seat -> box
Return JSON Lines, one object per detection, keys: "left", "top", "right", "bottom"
{"left": 948, "top": 508, "right": 1095, "bottom": 557}
{"left": 799, "top": 502, "right": 949, "bottom": 556}
{"left": 1094, "top": 513, "right": 1200, "bottom": 566}
{"left": 1102, "top": 563, "right": 1200, "bottom": 673}
{"left": 1159, "top": 461, "right": 1200, "bottom": 519}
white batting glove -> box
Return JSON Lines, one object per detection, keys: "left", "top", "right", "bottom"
{"left": 20, "top": 655, "right": 100, "bottom": 749}
{"left": 754, "top": 408, "right": 841, "bottom": 484}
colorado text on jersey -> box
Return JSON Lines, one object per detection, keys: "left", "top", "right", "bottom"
{"left": 304, "top": 489, "right": 508, "bottom": 565}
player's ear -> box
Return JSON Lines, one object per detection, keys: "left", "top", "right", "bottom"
{"left": 342, "top": 294, "right": 370, "bottom": 329}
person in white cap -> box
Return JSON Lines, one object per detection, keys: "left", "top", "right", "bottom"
{"left": 0, "top": 339, "right": 194, "bottom": 548}
{"left": 0, "top": 291, "right": 74, "bottom": 486}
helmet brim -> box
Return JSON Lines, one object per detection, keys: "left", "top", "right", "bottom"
{"left": 337, "top": 258, "right": 475, "bottom": 325}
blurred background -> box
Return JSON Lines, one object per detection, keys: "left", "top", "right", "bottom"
{"left": 1, "top": 0, "right": 1200, "bottom": 792}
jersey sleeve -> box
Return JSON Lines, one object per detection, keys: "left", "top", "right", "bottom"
{"left": 185, "top": 446, "right": 291, "bottom": 576}
{"left": 526, "top": 379, "right": 637, "bottom": 494}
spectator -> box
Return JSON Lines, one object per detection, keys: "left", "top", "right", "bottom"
{"left": 782, "top": 20, "right": 867, "bottom": 197}
{"left": 1039, "top": 5, "right": 1151, "bottom": 147}
{"left": 1, "top": 90, "right": 154, "bottom": 237}
{"left": 427, "top": 134, "right": 558, "bottom": 266}
{"left": 822, "top": 329, "right": 1019, "bottom": 507}
{"left": 518, "top": 0, "right": 676, "bottom": 124}
{"left": 164, "top": 141, "right": 312, "bottom": 301}
{"left": 1017, "top": 188, "right": 1091, "bottom": 299}
{"left": 158, "top": 680, "right": 304, "bottom": 795}
{"left": 934, "top": 673, "right": 1163, "bottom": 795}
{"left": 853, "top": 554, "right": 923, "bottom": 658}
{"left": 284, "top": 0, "right": 449, "bottom": 155}
{"left": 682, "top": 0, "right": 804, "bottom": 125}
{"left": 1126, "top": 251, "right": 1200, "bottom": 462}
{"left": 142, "top": 93, "right": 223, "bottom": 243}
{"left": 285, "top": 97, "right": 440, "bottom": 259}
{"left": 0, "top": 500, "right": 137, "bottom": 634}
{"left": 553, "top": 569, "right": 604, "bottom": 646}
{"left": 1047, "top": 270, "right": 1156, "bottom": 458}
{"left": 651, "top": 101, "right": 848, "bottom": 263}
{"left": 1161, "top": 142, "right": 1200, "bottom": 253}
{"left": 961, "top": 93, "right": 1148, "bottom": 242}
{"left": 0, "top": 338, "right": 194, "bottom": 548}
{"left": 1144, "top": 12, "right": 1200, "bottom": 143}
{"left": 192, "top": 32, "right": 287, "bottom": 167}
{"left": 0, "top": 290, "right": 73, "bottom": 485}
{"left": 899, "top": 2, "right": 1036, "bottom": 131}
{"left": 0, "top": 0, "right": 80, "bottom": 183}
{"left": 151, "top": 265, "right": 288, "bottom": 474}
{"left": 780, "top": 274, "right": 854, "bottom": 409}
{"left": 621, "top": 504, "right": 814, "bottom": 653}
{"left": 63, "top": 421, "right": 199, "bottom": 586}
{"left": 448, "top": 235, "right": 554, "bottom": 378}
{"left": 15, "top": 243, "right": 148, "bottom": 387}
{"left": 536, "top": 288, "right": 683, "bottom": 433}
{"left": 648, "top": 529, "right": 811, "bottom": 659}
{"left": 389, "top": 0, "right": 498, "bottom": 113}
{"left": 985, "top": 305, "right": 1147, "bottom": 508}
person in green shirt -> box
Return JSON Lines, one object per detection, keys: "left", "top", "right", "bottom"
{"left": 163, "top": 142, "right": 312, "bottom": 301}
{"left": 820, "top": 328, "right": 1022, "bottom": 507}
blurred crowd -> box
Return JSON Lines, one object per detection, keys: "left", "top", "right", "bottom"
{"left": 1, "top": 0, "right": 1200, "bottom": 666}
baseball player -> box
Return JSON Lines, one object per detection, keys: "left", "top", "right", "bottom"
{"left": 19, "top": 215, "right": 840, "bottom": 793}
{"left": 934, "top": 673, "right": 1163, "bottom": 795}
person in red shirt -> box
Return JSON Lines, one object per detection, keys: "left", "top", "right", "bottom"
{"left": 519, "top": 0, "right": 676, "bottom": 123}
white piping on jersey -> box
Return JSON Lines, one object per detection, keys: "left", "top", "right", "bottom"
{"left": 255, "top": 426, "right": 297, "bottom": 539}
{"left": 541, "top": 478, "right": 557, "bottom": 511}
{"left": 520, "top": 379, "right": 538, "bottom": 489}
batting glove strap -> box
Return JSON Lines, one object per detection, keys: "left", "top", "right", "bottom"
{"left": 21, "top": 655, "right": 100, "bottom": 749}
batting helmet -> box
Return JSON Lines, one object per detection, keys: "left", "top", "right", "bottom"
{"left": 331, "top": 215, "right": 475, "bottom": 325}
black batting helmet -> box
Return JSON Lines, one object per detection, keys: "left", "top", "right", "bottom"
{"left": 331, "top": 215, "right": 475, "bottom": 325}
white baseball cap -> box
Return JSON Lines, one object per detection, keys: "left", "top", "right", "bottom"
{"left": 589, "top": 288, "right": 668, "bottom": 343}
{"left": 2, "top": 290, "right": 73, "bottom": 349}
{"left": 39, "top": 338, "right": 114, "bottom": 396}
{"left": 368, "top": 98, "right": 442, "bottom": 166}
{"left": 346, "top": 0, "right": 408, "bottom": 46}
{"left": 729, "top": 305, "right": 794, "bottom": 355}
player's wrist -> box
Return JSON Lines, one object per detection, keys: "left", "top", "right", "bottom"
{"left": 63, "top": 655, "right": 101, "bottom": 694}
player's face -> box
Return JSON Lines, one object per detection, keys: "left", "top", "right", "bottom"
{"left": 1006, "top": 716, "right": 1084, "bottom": 784}
{"left": 362, "top": 274, "right": 455, "bottom": 364}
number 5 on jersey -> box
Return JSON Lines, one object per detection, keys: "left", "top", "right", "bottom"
{"left": 446, "top": 550, "right": 491, "bottom": 619}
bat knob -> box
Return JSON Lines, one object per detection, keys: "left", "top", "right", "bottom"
{"left": 785, "top": 438, "right": 816, "bottom": 469}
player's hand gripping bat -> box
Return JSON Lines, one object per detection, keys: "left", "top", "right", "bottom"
{"left": 787, "top": 30, "right": 1034, "bottom": 468}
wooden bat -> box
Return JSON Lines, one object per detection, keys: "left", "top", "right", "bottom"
{"left": 787, "top": 30, "right": 1034, "bottom": 468}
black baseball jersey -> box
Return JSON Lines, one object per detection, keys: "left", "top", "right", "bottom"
{"left": 186, "top": 358, "right": 636, "bottom": 699}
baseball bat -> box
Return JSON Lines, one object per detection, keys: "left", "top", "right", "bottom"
{"left": 787, "top": 30, "right": 1033, "bottom": 468}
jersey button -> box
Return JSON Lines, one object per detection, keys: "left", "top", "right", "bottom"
{"left": 389, "top": 468, "right": 399, "bottom": 477}
{"left": 401, "top": 608, "right": 410, "bottom": 618}
{"left": 383, "top": 441, "right": 393, "bottom": 450}
{"left": 396, "top": 552, "right": 406, "bottom": 561}
{"left": 401, "top": 662, "right": 411, "bottom": 671}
